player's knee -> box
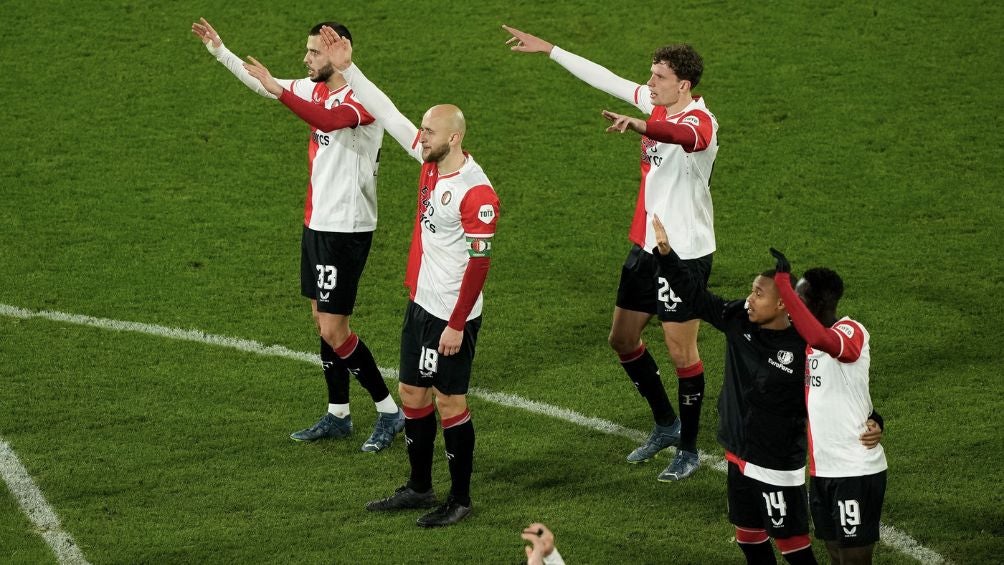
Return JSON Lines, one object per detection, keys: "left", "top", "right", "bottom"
{"left": 318, "top": 320, "right": 351, "bottom": 349}
{"left": 433, "top": 391, "right": 467, "bottom": 419}
{"left": 399, "top": 384, "right": 431, "bottom": 409}
{"left": 608, "top": 331, "right": 639, "bottom": 355}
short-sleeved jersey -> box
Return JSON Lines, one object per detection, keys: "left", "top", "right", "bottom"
{"left": 806, "top": 317, "right": 888, "bottom": 478}
{"left": 630, "top": 98, "right": 718, "bottom": 259}
{"left": 278, "top": 79, "right": 384, "bottom": 233}
{"left": 404, "top": 153, "right": 499, "bottom": 322}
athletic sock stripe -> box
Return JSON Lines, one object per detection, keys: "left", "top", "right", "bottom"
{"left": 775, "top": 535, "right": 812, "bottom": 554}
{"left": 619, "top": 344, "right": 646, "bottom": 364}
{"left": 676, "top": 360, "right": 704, "bottom": 378}
{"left": 403, "top": 404, "right": 435, "bottom": 420}
{"left": 735, "top": 527, "right": 770, "bottom": 544}
{"left": 334, "top": 333, "right": 359, "bottom": 359}
{"left": 442, "top": 409, "right": 471, "bottom": 429}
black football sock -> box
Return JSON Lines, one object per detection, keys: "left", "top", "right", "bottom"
{"left": 334, "top": 333, "right": 391, "bottom": 403}
{"left": 619, "top": 345, "right": 676, "bottom": 426}
{"left": 677, "top": 362, "right": 705, "bottom": 453}
{"left": 320, "top": 337, "right": 350, "bottom": 405}
{"left": 781, "top": 547, "right": 817, "bottom": 565}
{"left": 739, "top": 541, "right": 778, "bottom": 565}
{"left": 403, "top": 405, "right": 437, "bottom": 493}
{"left": 442, "top": 410, "right": 475, "bottom": 507}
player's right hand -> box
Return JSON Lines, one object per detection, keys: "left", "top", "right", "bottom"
{"left": 191, "top": 17, "right": 222, "bottom": 49}
{"left": 770, "top": 247, "right": 791, "bottom": 273}
{"left": 502, "top": 25, "right": 554, "bottom": 55}
{"left": 652, "top": 215, "right": 671, "bottom": 256}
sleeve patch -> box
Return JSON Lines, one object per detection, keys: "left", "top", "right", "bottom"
{"left": 477, "top": 204, "right": 496, "bottom": 224}
{"left": 681, "top": 115, "right": 701, "bottom": 127}
{"left": 466, "top": 236, "right": 493, "bottom": 258}
{"left": 835, "top": 323, "right": 855, "bottom": 339}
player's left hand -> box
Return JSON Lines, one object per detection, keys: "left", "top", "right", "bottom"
{"left": 860, "top": 418, "right": 883, "bottom": 449}
{"left": 652, "top": 215, "right": 671, "bottom": 256}
{"left": 602, "top": 110, "right": 647, "bottom": 134}
{"left": 769, "top": 247, "right": 791, "bottom": 274}
{"left": 438, "top": 327, "right": 463, "bottom": 357}
{"left": 242, "top": 56, "right": 283, "bottom": 97}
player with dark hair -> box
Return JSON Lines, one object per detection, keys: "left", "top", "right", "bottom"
{"left": 502, "top": 25, "right": 718, "bottom": 481}
{"left": 319, "top": 27, "right": 500, "bottom": 527}
{"left": 770, "top": 251, "right": 888, "bottom": 565}
{"left": 192, "top": 18, "right": 405, "bottom": 451}
{"left": 652, "top": 218, "right": 818, "bottom": 564}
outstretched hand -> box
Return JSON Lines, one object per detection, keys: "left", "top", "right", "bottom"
{"left": 602, "top": 110, "right": 647, "bottom": 134}
{"left": 653, "top": 216, "right": 671, "bottom": 256}
{"left": 770, "top": 247, "right": 791, "bottom": 274}
{"left": 502, "top": 25, "right": 554, "bottom": 54}
{"left": 319, "top": 25, "right": 352, "bottom": 71}
{"left": 242, "top": 56, "right": 283, "bottom": 97}
{"left": 191, "top": 17, "right": 222, "bottom": 49}
{"left": 521, "top": 523, "right": 556, "bottom": 565}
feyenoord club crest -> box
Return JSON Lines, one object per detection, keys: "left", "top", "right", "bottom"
{"left": 441, "top": 191, "right": 452, "bottom": 205}
{"left": 777, "top": 350, "right": 794, "bottom": 365}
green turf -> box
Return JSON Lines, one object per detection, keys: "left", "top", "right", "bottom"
{"left": 1, "top": 1, "right": 1002, "bottom": 563}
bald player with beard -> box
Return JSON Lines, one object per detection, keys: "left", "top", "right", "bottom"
{"left": 318, "top": 27, "right": 500, "bottom": 528}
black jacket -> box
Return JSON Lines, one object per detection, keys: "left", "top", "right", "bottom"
{"left": 658, "top": 249, "right": 808, "bottom": 471}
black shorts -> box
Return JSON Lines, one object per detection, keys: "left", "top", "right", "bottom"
{"left": 727, "top": 463, "right": 810, "bottom": 539}
{"left": 399, "top": 301, "right": 482, "bottom": 395}
{"left": 810, "top": 471, "right": 887, "bottom": 547}
{"left": 300, "top": 227, "right": 373, "bottom": 315}
{"left": 615, "top": 244, "right": 713, "bottom": 322}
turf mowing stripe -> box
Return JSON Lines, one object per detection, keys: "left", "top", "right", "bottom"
{"left": 0, "top": 303, "right": 951, "bottom": 564}
{"left": 0, "top": 439, "right": 91, "bottom": 564}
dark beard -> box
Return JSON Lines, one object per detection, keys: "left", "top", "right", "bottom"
{"left": 310, "top": 63, "right": 335, "bottom": 83}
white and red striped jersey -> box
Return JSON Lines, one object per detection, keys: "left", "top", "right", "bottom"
{"left": 806, "top": 318, "right": 888, "bottom": 478}
{"left": 207, "top": 43, "right": 383, "bottom": 233}
{"left": 339, "top": 63, "right": 500, "bottom": 323}
{"left": 405, "top": 156, "right": 498, "bottom": 321}
{"left": 550, "top": 46, "right": 718, "bottom": 259}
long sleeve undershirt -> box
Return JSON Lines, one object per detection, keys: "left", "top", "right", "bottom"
{"left": 205, "top": 42, "right": 277, "bottom": 99}
{"left": 339, "top": 63, "right": 422, "bottom": 162}
{"left": 774, "top": 272, "right": 842, "bottom": 357}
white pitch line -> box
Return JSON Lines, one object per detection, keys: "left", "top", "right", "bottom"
{"left": 0, "top": 439, "right": 91, "bottom": 564}
{"left": 1, "top": 303, "right": 951, "bottom": 564}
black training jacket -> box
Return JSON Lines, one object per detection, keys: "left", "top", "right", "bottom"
{"left": 657, "top": 250, "right": 808, "bottom": 471}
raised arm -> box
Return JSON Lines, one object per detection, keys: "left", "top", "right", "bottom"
{"left": 502, "top": 25, "right": 652, "bottom": 114}
{"left": 770, "top": 248, "right": 845, "bottom": 357}
{"left": 192, "top": 18, "right": 285, "bottom": 99}
{"left": 652, "top": 216, "right": 730, "bottom": 331}
{"left": 319, "top": 26, "right": 422, "bottom": 162}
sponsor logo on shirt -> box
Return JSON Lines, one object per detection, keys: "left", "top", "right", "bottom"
{"left": 312, "top": 131, "right": 330, "bottom": 146}
{"left": 441, "top": 191, "right": 452, "bottom": 205}
{"left": 769, "top": 350, "right": 795, "bottom": 374}
{"left": 681, "top": 114, "right": 701, "bottom": 127}
{"left": 477, "top": 204, "right": 496, "bottom": 224}
{"left": 836, "top": 323, "right": 855, "bottom": 338}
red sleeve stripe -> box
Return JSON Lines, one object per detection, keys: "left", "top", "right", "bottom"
{"left": 411, "top": 130, "right": 421, "bottom": 150}
{"left": 633, "top": 85, "right": 642, "bottom": 104}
